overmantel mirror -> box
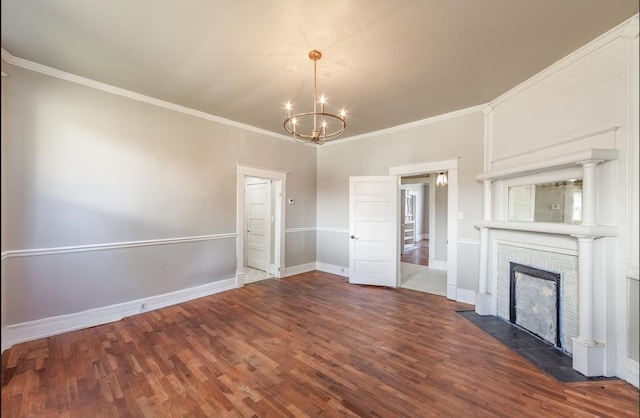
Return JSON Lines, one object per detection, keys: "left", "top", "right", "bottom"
{"left": 508, "top": 179, "right": 583, "bottom": 224}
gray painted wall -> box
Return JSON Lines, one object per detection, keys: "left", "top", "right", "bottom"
{"left": 316, "top": 111, "right": 485, "bottom": 291}
{"left": 1, "top": 61, "right": 317, "bottom": 325}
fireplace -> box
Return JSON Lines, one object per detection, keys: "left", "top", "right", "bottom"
{"left": 496, "top": 243, "right": 578, "bottom": 353}
{"left": 509, "top": 262, "right": 561, "bottom": 348}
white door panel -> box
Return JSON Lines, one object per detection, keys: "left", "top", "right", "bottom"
{"left": 349, "top": 176, "right": 399, "bottom": 287}
{"left": 246, "top": 181, "right": 271, "bottom": 271}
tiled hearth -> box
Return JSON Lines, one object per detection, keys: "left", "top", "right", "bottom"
{"left": 459, "top": 311, "right": 617, "bottom": 383}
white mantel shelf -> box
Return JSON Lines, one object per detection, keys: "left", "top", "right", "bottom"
{"left": 474, "top": 220, "right": 618, "bottom": 238}
{"left": 477, "top": 148, "right": 619, "bottom": 181}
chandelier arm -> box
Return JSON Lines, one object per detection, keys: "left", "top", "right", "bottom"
{"left": 284, "top": 112, "right": 346, "bottom": 142}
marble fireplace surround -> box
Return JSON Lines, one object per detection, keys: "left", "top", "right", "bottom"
{"left": 475, "top": 148, "right": 619, "bottom": 377}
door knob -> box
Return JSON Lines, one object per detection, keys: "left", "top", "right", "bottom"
{"left": 350, "top": 235, "right": 358, "bottom": 240}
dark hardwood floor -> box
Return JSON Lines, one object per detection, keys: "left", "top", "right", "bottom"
{"left": 401, "top": 240, "right": 429, "bottom": 266}
{"left": 2, "top": 271, "right": 638, "bottom": 417}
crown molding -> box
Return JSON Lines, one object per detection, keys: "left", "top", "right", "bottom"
{"left": 323, "top": 104, "right": 486, "bottom": 146}
{"left": 1, "top": 48, "right": 297, "bottom": 143}
{"left": 490, "top": 14, "right": 639, "bottom": 109}
{"left": 1, "top": 48, "right": 485, "bottom": 147}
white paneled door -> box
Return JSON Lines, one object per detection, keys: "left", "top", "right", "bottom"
{"left": 246, "top": 181, "right": 271, "bottom": 272}
{"left": 349, "top": 176, "right": 399, "bottom": 287}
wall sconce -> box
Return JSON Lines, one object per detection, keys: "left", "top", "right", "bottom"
{"left": 436, "top": 172, "right": 448, "bottom": 187}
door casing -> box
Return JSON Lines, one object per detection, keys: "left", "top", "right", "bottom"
{"left": 390, "top": 158, "right": 459, "bottom": 300}
{"left": 236, "top": 165, "right": 287, "bottom": 286}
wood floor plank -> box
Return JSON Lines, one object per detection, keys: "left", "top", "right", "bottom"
{"left": 2, "top": 271, "right": 639, "bottom": 417}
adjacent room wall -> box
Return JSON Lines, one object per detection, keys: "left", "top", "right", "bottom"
{"left": 316, "top": 110, "right": 484, "bottom": 293}
{"left": 0, "top": 60, "right": 317, "bottom": 349}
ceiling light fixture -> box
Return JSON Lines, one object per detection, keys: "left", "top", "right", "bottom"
{"left": 284, "top": 50, "right": 346, "bottom": 144}
{"left": 436, "top": 172, "right": 448, "bottom": 187}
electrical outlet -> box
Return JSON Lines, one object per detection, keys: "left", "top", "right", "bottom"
{"left": 140, "top": 302, "right": 147, "bottom": 312}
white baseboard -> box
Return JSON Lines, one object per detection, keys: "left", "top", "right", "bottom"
{"left": 316, "top": 262, "right": 349, "bottom": 277}
{"left": 456, "top": 288, "right": 476, "bottom": 306}
{"left": 1, "top": 277, "right": 236, "bottom": 353}
{"left": 624, "top": 359, "right": 639, "bottom": 388}
{"left": 282, "top": 262, "right": 316, "bottom": 277}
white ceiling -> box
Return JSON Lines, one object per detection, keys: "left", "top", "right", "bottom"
{"left": 1, "top": 1, "right": 638, "bottom": 139}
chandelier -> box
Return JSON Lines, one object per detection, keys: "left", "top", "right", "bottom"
{"left": 283, "top": 50, "right": 346, "bottom": 144}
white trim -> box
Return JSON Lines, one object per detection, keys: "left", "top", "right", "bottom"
{"left": 2, "top": 277, "right": 236, "bottom": 352}
{"left": 429, "top": 176, "right": 436, "bottom": 269}
{"left": 237, "top": 165, "right": 287, "bottom": 279}
{"left": 321, "top": 105, "right": 486, "bottom": 145}
{"left": 282, "top": 262, "right": 316, "bottom": 277}
{"left": 478, "top": 148, "right": 618, "bottom": 181}
{"left": 496, "top": 239, "right": 579, "bottom": 257}
{"left": 316, "top": 227, "right": 349, "bottom": 233}
{"left": 627, "top": 263, "right": 639, "bottom": 281}
{"left": 285, "top": 227, "right": 316, "bottom": 233}
{"left": 456, "top": 288, "right": 476, "bottom": 306}
{"left": 389, "top": 158, "right": 460, "bottom": 176}
{"left": 0, "top": 49, "right": 293, "bottom": 143}
{"left": 0, "top": 49, "right": 485, "bottom": 146}
{"left": 624, "top": 359, "right": 639, "bottom": 388}
{"left": 489, "top": 15, "right": 640, "bottom": 108}
{"left": 458, "top": 239, "right": 480, "bottom": 246}
{"left": 390, "top": 158, "right": 459, "bottom": 301}
{"left": 316, "top": 262, "right": 349, "bottom": 277}
{"left": 475, "top": 220, "right": 618, "bottom": 238}
{"left": 237, "top": 164, "right": 289, "bottom": 178}
{"left": 0, "top": 233, "right": 236, "bottom": 260}
{"left": 490, "top": 128, "right": 619, "bottom": 167}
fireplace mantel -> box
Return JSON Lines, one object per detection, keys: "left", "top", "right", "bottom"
{"left": 475, "top": 147, "right": 619, "bottom": 377}
{"left": 474, "top": 220, "right": 618, "bottom": 238}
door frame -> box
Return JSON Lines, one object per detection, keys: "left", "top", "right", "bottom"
{"left": 236, "top": 164, "right": 287, "bottom": 286}
{"left": 390, "top": 158, "right": 459, "bottom": 300}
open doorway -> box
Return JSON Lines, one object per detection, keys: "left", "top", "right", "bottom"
{"left": 236, "top": 165, "right": 287, "bottom": 287}
{"left": 390, "top": 159, "right": 459, "bottom": 300}
{"left": 399, "top": 174, "right": 447, "bottom": 296}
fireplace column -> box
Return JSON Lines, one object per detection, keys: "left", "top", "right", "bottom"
{"left": 571, "top": 159, "right": 605, "bottom": 376}
{"left": 476, "top": 180, "right": 493, "bottom": 314}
